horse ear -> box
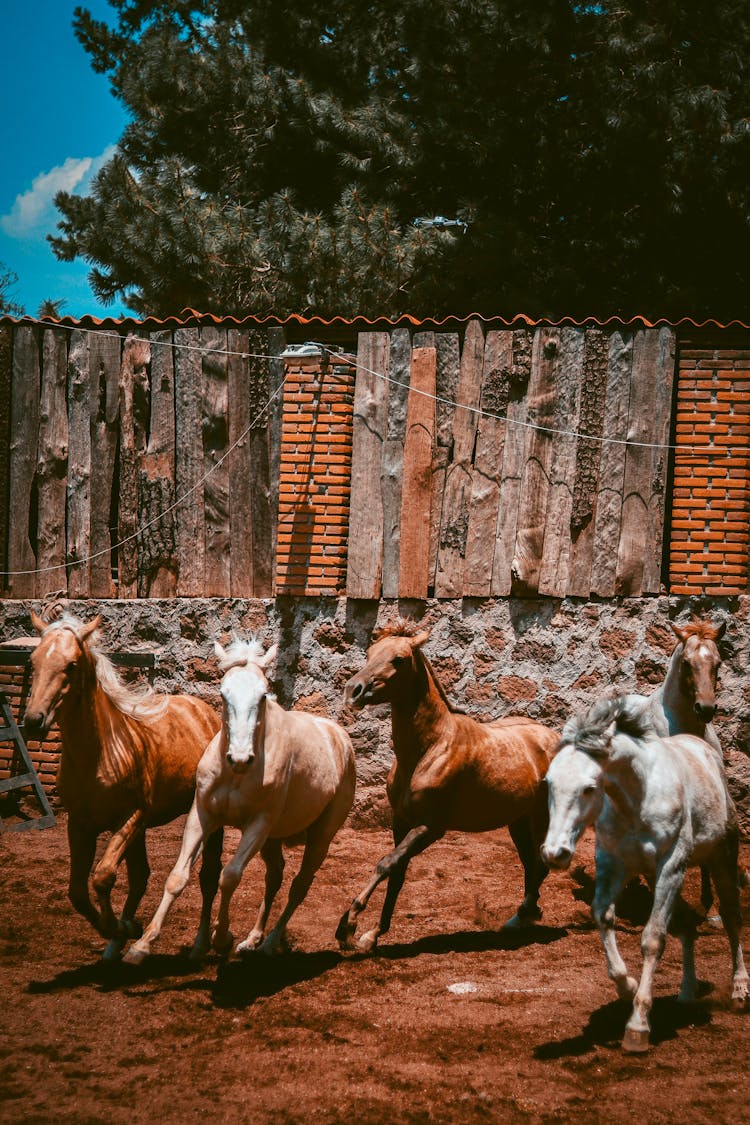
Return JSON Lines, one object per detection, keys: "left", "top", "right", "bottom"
{"left": 214, "top": 641, "right": 227, "bottom": 664}
{"left": 411, "top": 630, "right": 430, "bottom": 649}
{"left": 671, "top": 622, "right": 688, "bottom": 644}
{"left": 79, "top": 614, "right": 103, "bottom": 643}
{"left": 30, "top": 609, "right": 48, "bottom": 635}
{"left": 603, "top": 720, "right": 617, "bottom": 747}
{"left": 260, "top": 644, "right": 278, "bottom": 672}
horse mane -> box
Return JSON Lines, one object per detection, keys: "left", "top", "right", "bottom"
{"left": 45, "top": 613, "right": 168, "bottom": 723}
{"left": 216, "top": 637, "right": 266, "bottom": 671}
{"left": 372, "top": 618, "right": 425, "bottom": 642}
{"left": 372, "top": 619, "right": 467, "bottom": 715}
{"left": 561, "top": 695, "right": 656, "bottom": 759}
{"left": 678, "top": 616, "right": 721, "bottom": 642}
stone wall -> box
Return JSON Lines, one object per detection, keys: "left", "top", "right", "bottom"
{"left": 1, "top": 595, "right": 749, "bottom": 832}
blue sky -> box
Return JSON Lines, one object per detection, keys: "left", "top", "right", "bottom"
{"left": 0, "top": 1, "right": 130, "bottom": 318}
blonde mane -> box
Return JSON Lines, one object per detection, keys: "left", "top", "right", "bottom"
{"left": 46, "top": 613, "right": 168, "bottom": 722}
{"left": 216, "top": 637, "right": 266, "bottom": 672}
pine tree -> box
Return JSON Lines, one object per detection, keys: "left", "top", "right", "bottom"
{"left": 51, "top": 1, "right": 750, "bottom": 318}
{"left": 0, "top": 262, "right": 23, "bottom": 317}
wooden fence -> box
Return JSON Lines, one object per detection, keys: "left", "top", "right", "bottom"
{"left": 0, "top": 318, "right": 691, "bottom": 601}
{"left": 347, "top": 323, "right": 675, "bottom": 600}
{"left": 0, "top": 324, "right": 285, "bottom": 600}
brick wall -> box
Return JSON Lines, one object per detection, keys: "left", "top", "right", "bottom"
{"left": 275, "top": 349, "right": 356, "bottom": 596}
{"left": 0, "top": 659, "right": 63, "bottom": 807}
{"left": 670, "top": 337, "right": 750, "bottom": 595}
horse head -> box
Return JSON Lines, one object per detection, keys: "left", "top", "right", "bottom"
{"left": 672, "top": 618, "right": 726, "bottom": 723}
{"left": 344, "top": 621, "right": 430, "bottom": 709}
{"left": 541, "top": 742, "right": 604, "bottom": 870}
{"left": 215, "top": 639, "right": 277, "bottom": 772}
{"left": 24, "top": 610, "right": 102, "bottom": 737}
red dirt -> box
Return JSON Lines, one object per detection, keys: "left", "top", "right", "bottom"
{"left": 2, "top": 815, "right": 750, "bottom": 1124}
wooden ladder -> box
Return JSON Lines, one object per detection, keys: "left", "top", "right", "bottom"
{"left": 0, "top": 690, "right": 56, "bottom": 832}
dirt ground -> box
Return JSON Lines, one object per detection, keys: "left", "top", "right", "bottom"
{"left": 2, "top": 815, "right": 750, "bottom": 1125}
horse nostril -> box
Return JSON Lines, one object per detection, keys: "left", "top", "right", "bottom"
{"left": 350, "top": 681, "right": 363, "bottom": 700}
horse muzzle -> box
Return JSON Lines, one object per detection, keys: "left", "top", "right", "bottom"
{"left": 540, "top": 843, "right": 573, "bottom": 871}
{"left": 344, "top": 678, "right": 377, "bottom": 708}
{"left": 23, "top": 709, "right": 51, "bottom": 739}
{"left": 694, "top": 701, "right": 716, "bottom": 722}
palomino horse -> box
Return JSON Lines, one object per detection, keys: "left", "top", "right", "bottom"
{"left": 124, "top": 638, "right": 356, "bottom": 963}
{"left": 24, "top": 610, "right": 222, "bottom": 959}
{"left": 336, "top": 621, "right": 558, "bottom": 952}
{"left": 542, "top": 696, "right": 749, "bottom": 1053}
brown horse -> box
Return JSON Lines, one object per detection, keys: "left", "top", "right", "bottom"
{"left": 336, "top": 621, "right": 558, "bottom": 952}
{"left": 24, "top": 610, "right": 222, "bottom": 959}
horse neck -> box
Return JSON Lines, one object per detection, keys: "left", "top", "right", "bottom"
{"left": 56, "top": 656, "right": 119, "bottom": 773}
{"left": 659, "top": 644, "right": 704, "bottom": 737}
{"left": 390, "top": 655, "right": 452, "bottom": 770}
{"left": 600, "top": 735, "right": 653, "bottom": 822}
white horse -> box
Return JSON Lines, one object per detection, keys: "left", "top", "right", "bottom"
{"left": 125, "top": 639, "right": 356, "bottom": 963}
{"left": 541, "top": 696, "right": 748, "bottom": 1053}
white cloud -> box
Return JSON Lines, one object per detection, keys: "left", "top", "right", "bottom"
{"left": 1, "top": 145, "right": 116, "bottom": 238}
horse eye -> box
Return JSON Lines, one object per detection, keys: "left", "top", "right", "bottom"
{"left": 583, "top": 783, "right": 597, "bottom": 795}
{"left": 65, "top": 661, "right": 76, "bottom": 676}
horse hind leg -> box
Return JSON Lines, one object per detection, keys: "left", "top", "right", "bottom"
{"left": 236, "top": 839, "right": 285, "bottom": 955}
{"left": 707, "top": 833, "right": 750, "bottom": 1011}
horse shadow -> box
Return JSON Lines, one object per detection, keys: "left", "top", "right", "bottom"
{"left": 533, "top": 992, "right": 714, "bottom": 1059}
{"left": 371, "top": 923, "right": 567, "bottom": 962}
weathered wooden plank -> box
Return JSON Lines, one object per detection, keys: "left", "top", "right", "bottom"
{"left": 428, "top": 333, "right": 460, "bottom": 586}
{"left": 201, "top": 326, "right": 230, "bottom": 597}
{"left": 399, "top": 347, "right": 436, "bottom": 600}
{"left": 434, "top": 319, "right": 485, "bottom": 597}
{"left": 538, "top": 328, "right": 586, "bottom": 597}
{"left": 381, "top": 327, "right": 411, "bottom": 600}
{"left": 36, "top": 328, "right": 69, "bottom": 597}
{"left": 88, "top": 331, "right": 120, "bottom": 597}
{"left": 138, "top": 329, "right": 177, "bottom": 597}
{"left": 346, "top": 332, "right": 390, "bottom": 599}
{"left": 511, "top": 328, "right": 559, "bottom": 595}
{"left": 491, "top": 328, "right": 534, "bottom": 596}
{"left": 642, "top": 329, "right": 676, "bottom": 594}
{"left": 590, "top": 331, "right": 634, "bottom": 597}
{"left": 566, "top": 329, "right": 610, "bottom": 598}
{"left": 66, "top": 329, "right": 91, "bottom": 598}
{"left": 8, "top": 327, "right": 40, "bottom": 598}
{"left": 118, "top": 334, "right": 150, "bottom": 598}
{"left": 0, "top": 325, "right": 12, "bottom": 588}
{"left": 174, "top": 328, "right": 205, "bottom": 596}
{"left": 464, "top": 331, "right": 513, "bottom": 597}
{"left": 227, "top": 328, "right": 253, "bottom": 597}
{"left": 616, "top": 328, "right": 675, "bottom": 595}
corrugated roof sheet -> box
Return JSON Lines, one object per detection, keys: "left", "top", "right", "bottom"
{"left": 2, "top": 310, "right": 750, "bottom": 330}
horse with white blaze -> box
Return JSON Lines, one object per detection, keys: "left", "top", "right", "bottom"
{"left": 124, "top": 638, "right": 355, "bottom": 963}
{"left": 541, "top": 695, "right": 749, "bottom": 1054}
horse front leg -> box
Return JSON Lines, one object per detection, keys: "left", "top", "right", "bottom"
{"left": 91, "top": 810, "right": 146, "bottom": 941}
{"left": 102, "top": 832, "right": 151, "bottom": 961}
{"left": 591, "top": 850, "right": 636, "bottom": 1004}
{"left": 123, "top": 800, "right": 214, "bottom": 965}
{"left": 506, "top": 809, "right": 548, "bottom": 927}
{"left": 336, "top": 823, "right": 443, "bottom": 953}
{"left": 622, "top": 857, "right": 686, "bottom": 1054}
{"left": 189, "top": 827, "right": 225, "bottom": 962}
{"left": 67, "top": 819, "right": 102, "bottom": 935}
{"left": 212, "top": 816, "right": 271, "bottom": 956}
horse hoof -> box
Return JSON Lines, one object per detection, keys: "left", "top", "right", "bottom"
{"left": 212, "top": 930, "right": 234, "bottom": 956}
{"left": 731, "top": 988, "right": 749, "bottom": 1012}
{"left": 622, "top": 1027, "right": 650, "bottom": 1054}
{"left": 236, "top": 932, "right": 264, "bottom": 956}
{"left": 358, "top": 931, "right": 379, "bottom": 954}
{"left": 123, "top": 944, "right": 148, "bottom": 966}
{"left": 335, "top": 916, "right": 357, "bottom": 951}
